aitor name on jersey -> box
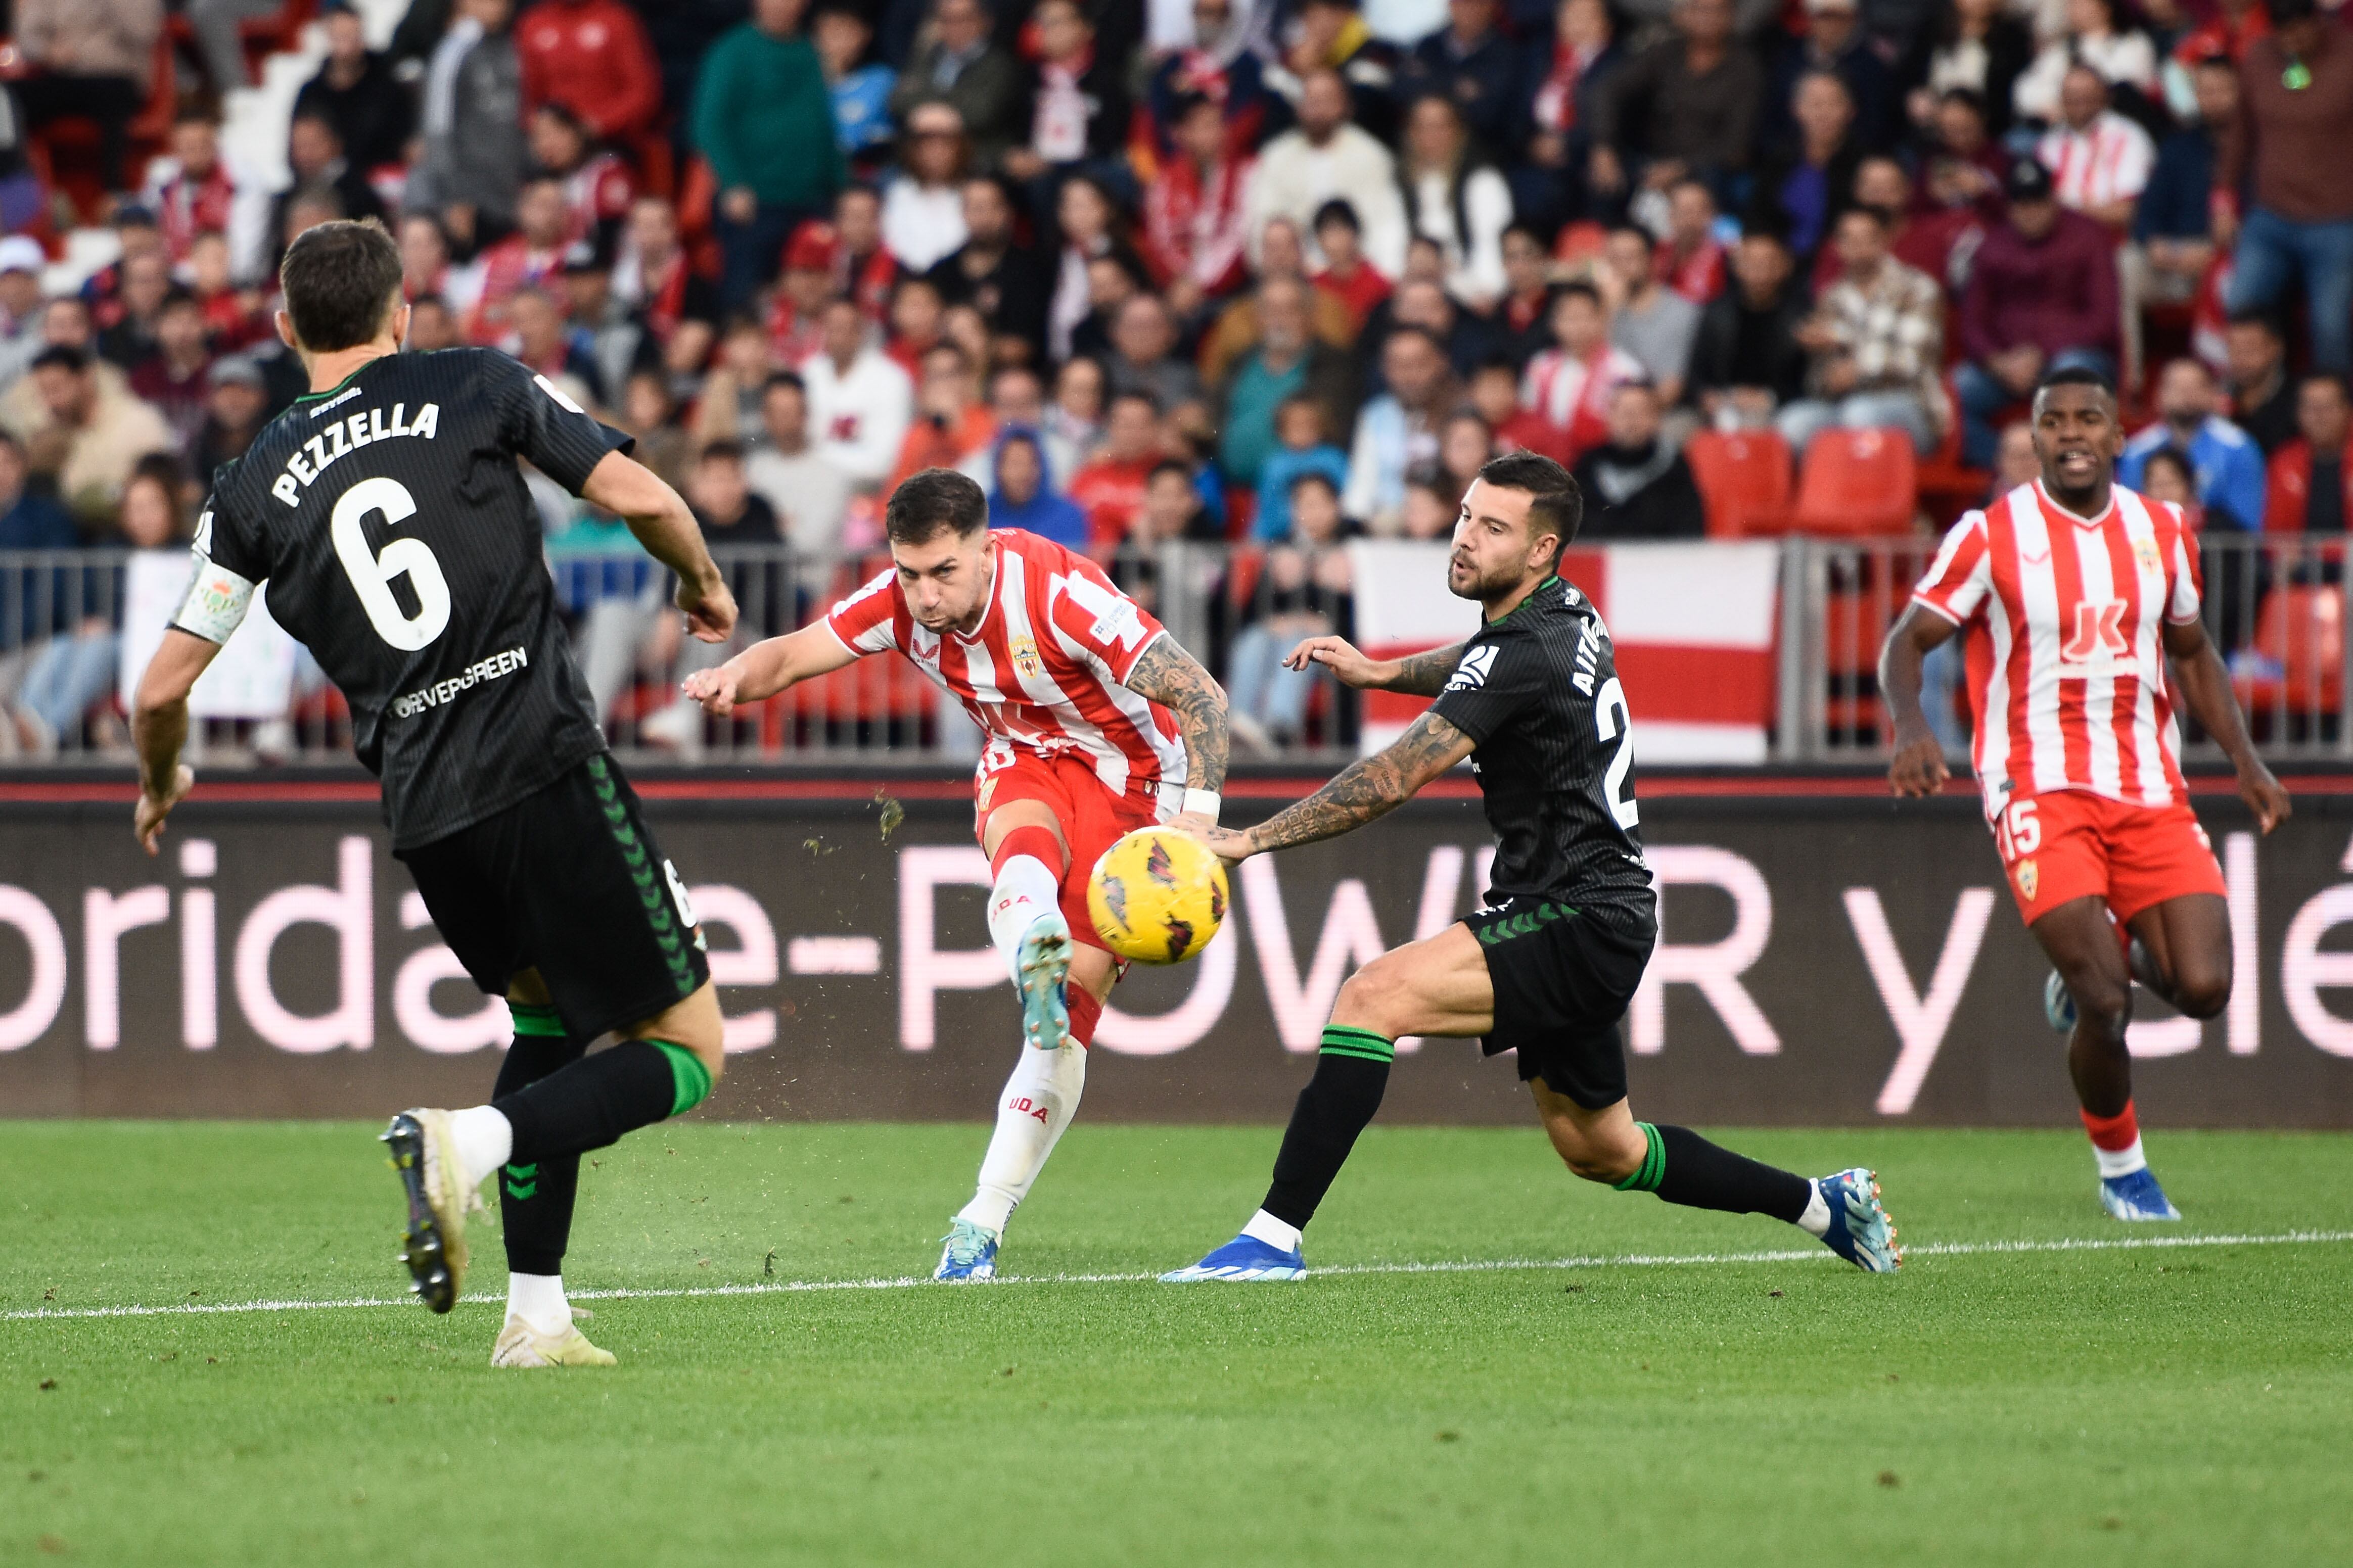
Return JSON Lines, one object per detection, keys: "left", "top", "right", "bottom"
{"left": 268, "top": 400, "right": 442, "bottom": 508}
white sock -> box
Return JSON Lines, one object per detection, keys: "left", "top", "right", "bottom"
{"left": 986, "top": 854, "right": 1064, "bottom": 984}
{"left": 506, "top": 1271, "right": 570, "bottom": 1336}
{"left": 955, "top": 1038, "right": 1088, "bottom": 1234}
{"left": 1795, "top": 1181, "right": 1831, "bottom": 1238}
{"left": 448, "top": 1105, "right": 513, "bottom": 1189}
{"left": 2094, "top": 1136, "right": 2149, "bottom": 1179}
{"left": 1241, "top": 1209, "right": 1303, "bottom": 1254}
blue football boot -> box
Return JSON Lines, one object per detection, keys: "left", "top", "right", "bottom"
{"left": 1159, "top": 1233, "right": 1307, "bottom": 1282}
{"left": 933, "top": 1218, "right": 1000, "bottom": 1280}
{"left": 2099, "top": 1166, "right": 2183, "bottom": 1221}
{"left": 1814, "top": 1168, "right": 1902, "bottom": 1272}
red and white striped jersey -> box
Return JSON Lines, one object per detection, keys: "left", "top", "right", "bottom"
{"left": 824, "top": 529, "right": 1188, "bottom": 805}
{"left": 1912, "top": 480, "right": 2203, "bottom": 820}
{"left": 1521, "top": 344, "right": 1646, "bottom": 459}
{"left": 2037, "top": 112, "right": 2154, "bottom": 218}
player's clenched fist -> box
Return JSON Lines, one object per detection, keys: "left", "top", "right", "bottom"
{"left": 1886, "top": 733, "right": 1949, "bottom": 797}
{"left": 677, "top": 571, "right": 739, "bottom": 643}
{"left": 682, "top": 663, "right": 742, "bottom": 716}
{"left": 1284, "top": 635, "right": 1383, "bottom": 687}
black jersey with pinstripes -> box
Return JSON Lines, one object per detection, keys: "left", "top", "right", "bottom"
{"left": 183, "top": 348, "right": 630, "bottom": 849}
{"left": 1430, "top": 574, "right": 1657, "bottom": 939}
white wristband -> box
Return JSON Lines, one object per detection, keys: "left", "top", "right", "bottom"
{"left": 1182, "top": 788, "right": 1222, "bottom": 823}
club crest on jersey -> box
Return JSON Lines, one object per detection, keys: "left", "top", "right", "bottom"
{"left": 2015, "top": 858, "right": 2039, "bottom": 901}
{"left": 1008, "top": 634, "right": 1044, "bottom": 683}
{"left": 2134, "top": 536, "right": 2161, "bottom": 577}
{"left": 1444, "top": 645, "right": 1499, "bottom": 693}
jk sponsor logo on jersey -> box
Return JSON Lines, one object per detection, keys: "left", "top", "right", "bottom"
{"left": 270, "top": 401, "right": 442, "bottom": 508}
{"left": 390, "top": 645, "right": 530, "bottom": 719}
{"left": 1443, "top": 645, "right": 1498, "bottom": 694}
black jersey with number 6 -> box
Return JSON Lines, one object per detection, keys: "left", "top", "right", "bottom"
{"left": 1429, "top": 574, "right": 1656, "bottom": 938}
{"left": 183, "top": 348, "right": 629, "bottom": 848}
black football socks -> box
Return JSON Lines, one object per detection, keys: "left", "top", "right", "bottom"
{"left": 1615, "top": 1122, "right": 1813, "bottom": 1223}
{"left": 492, "top": 1035, "right": 713, "bottom": 1168}
{"left": 492, "top": 1003, "right": 588, "bottom": 1276}
{"left": 1260, "top": 1026, "right": 1395, "bottom": 1231}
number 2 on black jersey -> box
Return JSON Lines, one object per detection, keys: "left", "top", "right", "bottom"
{"left": 1594, "top": 676, "right": 1638, "bottom": 833}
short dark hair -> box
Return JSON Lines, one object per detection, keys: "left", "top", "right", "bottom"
{"left": 1311, "top": 198, "right": 1361, "bottom": 235}
{"left": 30, "top": 345, "right": 88, "bottom": 374}
{"left": 1555, "top": 280, "right": 1603, "bottom": 310}
{"left": 1475, "top": 450, "right": 1583, "bottom": 556}
{"left": 761, "top": 370, "right": 808, "bottom": 398}
{"left": 886, "top": 467, "right": 988, "bottom": 545}
{"left": 1289, "top": 469, "right": 1340, "bottom": 501}
{"left": 2036, "top": 363, "right": 2116, "bottom": 402}
{"left": 280, "top": 218, "right": 403, "bottom": 351}
{"left": 2301, "top": 371, "right": 2351, "bottom": 402}
{"left": 700, "top": 440, "right": 746, "bottom": 465}
{"left": 1147, "top": 458, "right": 1193, "bottom": 486}
{"left": 2227, "top": 308, "right": 2284, "bottom": 338}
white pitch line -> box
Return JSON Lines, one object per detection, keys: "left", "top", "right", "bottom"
{"left": 8, "top": 1228, "right": 2350, "bottom": 1324}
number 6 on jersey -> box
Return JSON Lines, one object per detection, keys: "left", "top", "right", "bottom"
{"left": 332, "top": 476, "right": 450, "bottom": 650}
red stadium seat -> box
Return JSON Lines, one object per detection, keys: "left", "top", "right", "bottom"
{"left": 2234, "top": 585, "right": 2344, "bottom": 723}
{"left": 1683, "top": 429, "right": 1793, "bottom": 538}
{"left": 1791, "top": 427, "right": 1918, "bottom": 537}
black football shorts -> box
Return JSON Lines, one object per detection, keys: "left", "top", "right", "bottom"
{"left": 1466, "top": 897, "right": 1653, "bottom": 1110}
{"left": 396, "top": 753, "right": 710, "bottom": 1042}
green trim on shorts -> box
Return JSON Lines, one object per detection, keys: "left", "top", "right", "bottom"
{"left": 1318, "top": 1025, "right": 1396, "bottom": 1064}
{"left": 1613, "top": 1122, "right": 1666, "bottom": 1193}
{"left": 508, "top": 1002, "right": 565, "bottom": 1038}
{"left": 1472, "top": 899, "right": 1578, "bottom": 946}
{"left": 584, "top": 755, "right": 699, "bottom": 997}
{"left": 650, "top": 1039, "right": 712, "bottom": 1116}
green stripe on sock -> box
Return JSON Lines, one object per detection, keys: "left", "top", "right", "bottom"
{"left": 650, "top": 1039, "right": 713, "bottom": 1116}
{"left": 1318, "top": 1025, "right": 1395, "bottom": 1063}
{"left": 509, "top": 1003, "right": 565, "bottom": 1038}
{"left": 1614, "top": 1122, "right": 1666, "bottom": 1192}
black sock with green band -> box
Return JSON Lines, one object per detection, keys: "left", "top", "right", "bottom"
{"left": 1261, "top": 1026, "right": 1396, "bottom": 1231}
{"left": 492, "top": 1003, "right": 588, "bottom": 1276}
{"left": 1613, "top": 1122, "right": 1813, "bottom": 1222}
{"left": 493, "top": 1037, "right": 715, "bottom": 1167}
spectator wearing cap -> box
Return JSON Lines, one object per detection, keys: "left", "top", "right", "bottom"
{"left": 1767, "top": 0, "right": 1898, "bottom": 154}
{"left": 1246, "top": 69, "right": 1410, "bottom": 277}
{"left": 1511, "top": 0, "right": 1623, "bottom": 236}
{"left": 2036, "top": 65, "right": 2153, "bottom": 231}
{"left": 2120, "top": 357, "right": 2267, "bottom": 529}
{"left": 1141, "top": 92, "right": 1258, "bottom": 313}
{"left": 1574, "top": 382, "right": 1707, "bottom": 540}
{"left": 1345, "top": 325, "right": 1457, "bottom": 532}
{"left": 768, "top": 220, "right": 845, "bottom": 366}
{"left": 1689, "top": 226, "right": 1812, "bottom": 432}
{"left": 294, "top": 5, "right": 416, "bottom": 174}
{"left": 2265, "top": 373, "right": 2353, "bottom": 536}
{"left": 890, "top": 0, "right": 1024, "bottom": 171}
{"left": 926, "top": 175, "right": 1052, "bottom": 364}
{"left": 2219, "top": 0, "right": 2353, "bottom": 376}
{"left": 2225, "top": 311, "right": 2298, "bottom": 454}
{"left": 746, "top": 372, "right": 854, "bottom": 558}
{"left": 515, "top": 0, "right": 662, "bottom": 144}
{"left": 694, "top": 0, "right": 849, "bottom": 315}
{"left": 1778, "top": 206, "right": 1944, "bottom": 455}
{"left": 1002, "top": 0, "right": 1132, "bottom": 192}
{"left": 528, "top": 104, "right": 634, "bottom": 255}
{"left": 0, "top": 239, "right": 50, "bottom": 391}
{"left": 2128, "top": 54, "right": 2236, "bottom": 347}
{"left": 1400, "top": 0, "right": 1522, "bottom": 156}
{"left": 1955, "top": 156, "right": 2120, "bottom": 467}
{"left": 1588, "top": 0, "right": 1765, "bottom": 209}
{"left": 884, "top": 104, "right": 972, "bottom": 275}
{"left": 800, "top": 296, "right": 913, "bottom": 487}
{"left": 469, "top": 174, "right": 574, "bottom": 344}
{"left": 13, "top": 0, "right": 160, "bottom": 197}
{"left": 8, "top": 347, "right": 173, "bottom": 523}
{"left": 413, "top": 0, "right": 529, "bottom": 256}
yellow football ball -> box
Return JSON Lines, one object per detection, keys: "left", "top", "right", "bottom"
{"left": 1086, "top": 826, "right": 1229, "bottom": 964}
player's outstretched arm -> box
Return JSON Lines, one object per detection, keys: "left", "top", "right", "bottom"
{"left": 130, "top": 628, "right": 223, "bottom": 853}
{"left": 2162, "top": 615, "right": 2290, "bottom": 834}
{"left": 682, "top": 623, "right": 862, "bottom": 716}
{"left": 580, "top": 450, "right": 738, "bottom": 643}
{"left": 1880, "top": 604, "right": 1959, "bottom": 798}
{"left": 1283, "top": 635, "right": 1465, "bottom": 695}
{"left": 1201, "top": 709, "right": 1474, "bottom": 862}
{"left": 1123, "top": 636, "right": 1229, "bottom": 830}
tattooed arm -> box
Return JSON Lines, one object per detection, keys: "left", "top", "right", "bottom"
{"left": 1283, "top": 635, "right": 1465, "bottom": 696}
{"left": 1201, "top": 709, "right": 1474, "bottom": 863}
{"left": 1125, "top": 634, "right": 1230, "bottom": 823}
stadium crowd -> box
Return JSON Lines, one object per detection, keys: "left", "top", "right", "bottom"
{"left": 0, "top": 0, "right": 2349, "bottom": 756}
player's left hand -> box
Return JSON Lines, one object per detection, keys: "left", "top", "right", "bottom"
{"left": 678, "top": 573, "right": 739, "bottom": 643}
{"left": 1196, "top": 825, "right": 1254, "bottom": 864}
{"left": 133, "top": 765, "right": 194, "bottom": 856}
{"left": 2238, "top": 758, "right": 2291, "bottom": 835}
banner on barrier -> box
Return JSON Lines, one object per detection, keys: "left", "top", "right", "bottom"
{"left": 1, "top": 795, "right": 2349, "bottom": 1124}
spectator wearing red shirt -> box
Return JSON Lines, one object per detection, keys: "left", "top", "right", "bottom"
{"left": 146, "top": 113, "right": 244, "bottom": 270}
{"left": 1654, "top": 178, "right": 1728, "bottom": 304}
{"left": 469, "top": 175, "right": 574, "bottom": 343}
{"left": 528, "top": 104, "right": 635, "bottom": 251}
{"left": 1495, "top": 223, "right": 1559, "bottom": 369}
{"left": 1469, "top": 358, "right": 1578, "bottom": 466}
{"left": 888, "top": 341, "right": 996, "bottom": 493}
{"left": 1309, "top": 199, "right": 1392, "bottom": 335}
{"left": 612, "top": 196, "right": 717, "bottom": 374}
{"left": 833, "top": 185, "right": 899, "bottom": 321}
{"left": 515, "top": 0, "right": 663, "bottom": 144}
{"left": 1068, "top": 391, "right": 1162, "bottom": 551}
{"left": 2266, "top": 373, "right": 2353, "bottom": 534}
{"left": 1141, "top": 93, "right": 1255, "bottom": 312}
{"left": 766, "top": 221, "right": 841, "bottom": 367}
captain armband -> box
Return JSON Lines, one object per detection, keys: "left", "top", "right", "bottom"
{"left": 171, "top": 550, "right": 258, "bottom": 644}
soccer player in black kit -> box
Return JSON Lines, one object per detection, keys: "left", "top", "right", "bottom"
{"left": 1165, "top": 453, "right": 1902, "bottom": 1280}
{"left": 129, "top": 219, "right": 742, "bottom": 1365}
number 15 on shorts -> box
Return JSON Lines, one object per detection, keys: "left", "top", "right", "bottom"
{"left": 1994, "top": 798, "right": 2040, "bottom": 864}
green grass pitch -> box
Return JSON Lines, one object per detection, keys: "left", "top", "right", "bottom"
{"left": 4, "top": 1121, "right": 2348, "bottom": 1566}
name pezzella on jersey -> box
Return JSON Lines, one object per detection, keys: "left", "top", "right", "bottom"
{"left": 268, "top": 398, "right": 442, "bottom": 508}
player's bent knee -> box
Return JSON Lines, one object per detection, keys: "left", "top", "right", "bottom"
{"left": 2174, "top": 973, "right": 2230, "bottom": 1020}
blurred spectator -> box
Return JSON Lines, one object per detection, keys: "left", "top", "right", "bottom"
{"left": 12, "top": 463, "right": 179, "bottom": 756}
{"left": 1401, "top": 0, "right": 1520, "bottom": 155}
{"left": 689, "top": 440, "right": 785, "bottom": 544}
{"left": 1135, "top": 459, "right": 1223, "bottom": 549}
{"left": 1432, "top": 409, "right": 1496, "bottom": 505}
{"left": 528, "top": 104, "right": 633, "bottom": 253}
{"left": 1373, "top": 272, "right": 1494, "bottom": 377}
{"left": 1655, "top": 178, "right": 1729, "bottom": 304}
{"left": 1769, "top": 0, "right": 1897, "bottom": 155}
{"left": 400, "top": 213, "right": 459, "bottom": 305}
{"left": 987, "top": 426, "right": 1089, "bottom": 547}
{"left": 1106, "top": 295, "right": 1203, "bottom": 411}
{"left": 815, "top": 4, "right": 899, "bottom": 160}
{"left": 1470, "top": 355, "right": 1577, "bottom": 462}
{"left": 1345, "top": 325, "right": 1455, "bottom": 530}
{"left": 1573, "top": 382, "right": 1706, "bottom": 539}
{"left": 1142, "top": 93, "right": 1256, "bottom": 310}
{"left": 1227, "top": 469, "right": 1356, "bottom": 751}
{"left": 0, "top": 83, "right": 36, "bottom": 236}
{"left": 559, "top": 242, "right": 648, "bottom": 402}
{"left": 14, "top": 0, "right": 160, "bottom": 197}
{"left": 884, "top": 103, "right": 972, "bottom": 272}
{"left": 927, "top": 174, "right": 1051, "bottom": 363}
{"left": 146, "top": 113, "right": 253, "bottom": 274}
{"left": 517, "top": 0, "right": 663, "bottom": 144}
{"left": 1255, "top": 393, "right": 1352, "bottom": 540}
{"left": 1394, "top": 93, "right": 1511, "bottom": 308}
{"left": 2013, "top": 0, "right": 2157, "bottom": 126}
{"left": 695, "top": 0, "right": 850, "bottom": 314}
{"left": 1599, "top": 224, "right": 1698, "bottom": 408}
{"left": 414, "top": 0, "right": 528, "bottom": 255}
{"left": 405, "top": 295, "right": 464, "bottom": 353}
{"left": 1955, "top": 158, "right": 2119, "bottom": 466}
{"left": 2219, "top": 0, "right": 2353, "bottom": 375}
{"left": 188, "top": 355, "right": 269, "bottom": 482}
{"left": 1902, "top": 0, "right": 2033, "bottom": 141}
{"left": 2126, "top": 54, "right": 2234, "bottom": 352}
{"left": 1310, "top": 199, "right": 1393, "bottom": 332}
{"left": 506, "top": 285, "right": 605, "bottom": 406}
{"left": 1069, "top": 391, "right": 1164, "bottom": 548}
{"left": 128, "top": 291, "right": 214, "bottom": 451}
{"left": 831, "top": 186, "right": 899, "bottom": 320}
{"left": 1003, "top": 0, "right": 1131, "bottom": 186}
{"left": 746, "top": 371, "right": 854, "bottom": 554}
{"left": 2264, "top": 373, "right": 2353, "bottom": 535}
{"left": 1993, "top": 419, "right": 2041, "bottom": 492}
{"left": 1691, "top": 227, "right": 1811, "bottom": 431}
{"left": 1216, "top": 274, "right": 1361, "bottom": 491}
{"left": 11, "top": 346, "right": 173, "bottom": 522}
{"left": 1047, "top": 175, "right": 1140, "bottom": 361}
{"left": 0, "top": 431, "right": 75, "bottom": 549}
{"left": 1490, "top": 224, "right": 1555, "bottom": 368}
{"left": 274, "top": 115, "right": 390, "bottom": 261}
{"left": 1914, "top": 87, "right": 2006, "bottom": 220}
{"left": 2138, "top": 445, "right": 2201, "bottom": 520}
{"left": 0, "top": 241, "right": 47, "bottom": 390}
{"left": 1141, "top": 0, "right": 1275, "bottom": 168}
{"left": 2224, "top": 312, "right": 2298, "bottom": 454}
{"left": 1247, "top": 69, "right": 1409, "bottom": 273}
{"left": 957, "top": 365, "right": 1076, "bottom": 483}
{"left": 890, "top": 341, "right": 997, "bottom": 490}
{"left": 800, "top": 296, "right": 913, "bottom": 485}
{"left": 1401, "top": 471, "right": 1456, "bottom": 538}
{"left": 1048, "top": 355, "right": 1106, "bottom": 461}
{"left": 1588, "top": 0, "right": 1763, "bottom": 209}
{"left": 295, "top": 5, "right": 417, "bottom": 174}
{"left": 1522, "top": 282, "right": 1644, "bottom": 461}
{"left": 470, "top": 175, "right": 574, "bottom": 341}
{"left": 1778, "top": 206, "right": 1943, "bottom": 454}
{"left": 1762, "top": 71, "right": 1864, "bottom": 264}
{"left": 2120, "top": 357, "right": 2267, "bottom": 530}
{"left": 1511, "top": 0, "right": 1621, "bottom": 234}
{"left": 613, "top": 197, "right": 719, "bottom": 376}
{"left": 617, "top": 368, "right": 693, "bottom": 492}
{"left": 891, "top": 0, "right": 1024, "bottom": 171}
{"left": 885, "top": 273, "right": 946, "bottom": 373}
{"left": 97, "top": 253, "right": 173, "bottom": 370}
{"left": 2037, "top": 66, "right": 2153, "bottom": 231}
